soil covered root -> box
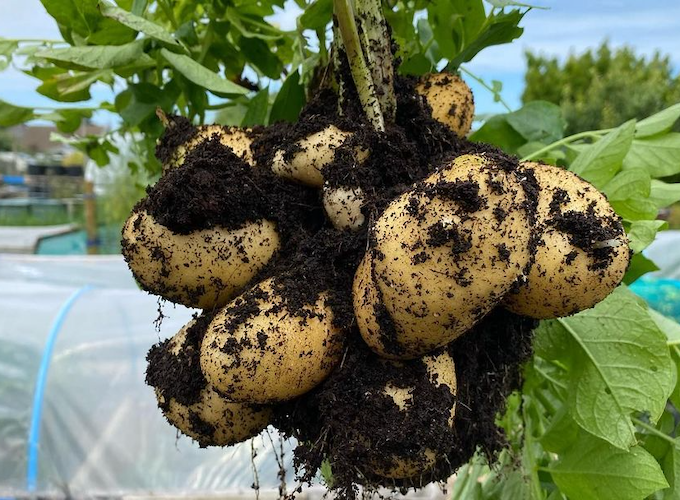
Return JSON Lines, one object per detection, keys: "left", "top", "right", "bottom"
{"left": 274, "top": 308, "right": 538, "bottom": 499}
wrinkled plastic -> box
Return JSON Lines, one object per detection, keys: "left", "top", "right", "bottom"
{"left": 0, "top": 254, "right": 294, "bottom": 498}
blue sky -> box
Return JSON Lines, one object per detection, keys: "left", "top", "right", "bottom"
{"left": 1, "top": 0, "right": 679, "bottom": 126}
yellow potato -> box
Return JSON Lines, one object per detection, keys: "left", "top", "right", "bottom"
{"left": 201, "top": 277, "right": 344, "bottom": 403}
{"left": 122, "top": 210, "right": 280, "bottom": 309}
{"left": 151, "top": 320, "right": 272, "bottom": 447}
{"left": 271, "top": 125, "right": 367, "bottom": 187}
{"left": 165, "top": 125, "right": 255, "bottom": 171}
{"left": 416, "top": 73, "right": 474, "bottom": 137}
{"left": 366, "top": 351, "right": 457, "bottom": 479}
{"left": 504, "top": 162, "right": 630, "bottom": 318}
{"left": 361, "top": 154, "right": 532, "bottom": 359}
{"left": 322, "top": 185, "right": 366, "bottom": 230}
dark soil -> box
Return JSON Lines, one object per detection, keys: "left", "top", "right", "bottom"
{"left": 275, "top": 309, "right": 537, "bottom": 498}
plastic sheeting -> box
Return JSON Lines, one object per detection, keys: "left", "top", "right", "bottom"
{"left": 0, "top": 254, "right": 295, "bottom": 499}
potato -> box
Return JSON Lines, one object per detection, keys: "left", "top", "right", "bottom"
{"left": 165, "top": 125, "right": 255, "bottom": 171}
{"left": 322, "top": 184, "right": 366, "bottom": 230}
{"left": 358, "top": 154, "right": 532, "bottom": 359}
{"left": 200, "top": 277, "right": 344, "bottom": 403}
{"left": 271, "top": 125, "right": 367, "bottom": 187}
{"left": 122, "top": 210, "right": 280, "bottom": 309}
{"left": 149, "top": 319, "right": 272, "bottom": 447}
{"left": 364, "top": 350, "right": 457, "bottom": 479}
{"left": 416, "top": 73, "right": 474, "bottom": 137}
{"left": 504, "top": 162, "right": 630, "bottom": 318}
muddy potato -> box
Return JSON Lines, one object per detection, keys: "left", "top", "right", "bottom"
{"left": 322, "top": 184, "right": 366, "bottom": 230}
{"left": 122, "top": 210, "right": 280, "bottom": 309}
{"left": 165, "top": 125, "right": 255, "bottom": 171}
{"left": 504, "top": 162, "right": 630, "bottom": 319}
{"left": 416, "top": 73, "right": 474, "bottom": 137}
{"left": 147, "top": 318, "right": 272, "bottom": 447}
{"left": 201, "top": 277, "right": 344, "bottom": 403}
{"left": 271, "top": 125, "right": 367, "bottom": 187}
{"left": 357, "top": 154, "right": 533, "bottom": 359}
{"left": 363, "top": 350, "right": 457, "bottom": 479}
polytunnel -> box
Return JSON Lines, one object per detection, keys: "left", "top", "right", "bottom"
{"left": 0, "top": 254, "right": 298, "bottom": 499}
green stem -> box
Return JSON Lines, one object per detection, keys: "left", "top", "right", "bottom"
{"left": 333, "top": 0, "right": 385, "bottom": 131}
{"left": 459, "top": 65, "right": 513, "bottom": 113}
{"left": 632, "top": 417, "right": 678, "bottom": 447}
{"left": 522, "top": 402, "right": 545, "bottom": 500}
{"left": 521, "top": 128, "right": 613, "bottom": 161}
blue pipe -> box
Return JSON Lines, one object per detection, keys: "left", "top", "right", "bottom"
{"left": 26, "top": 285, "right": 94, "bottom": 492}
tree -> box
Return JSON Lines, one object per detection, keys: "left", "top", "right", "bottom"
{"left": 3, "top": 2, "right": 680, "bottom": 500}
{"left": 523, "top": 41, "right": 680, "bottom": 135}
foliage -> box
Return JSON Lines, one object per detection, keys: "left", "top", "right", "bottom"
{"left": 523, "top": 42, "right": 680, "bottom": 135}
{"left": 0, "top": 0, "right": 527, "bottom": 174}
{"left": 461, "top": 103, "right": 680, "bottom": 500}
{"left": 3, "top": 2, "right": 680, "bottom": 499}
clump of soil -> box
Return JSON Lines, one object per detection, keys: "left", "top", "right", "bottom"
{"left": 275, "top": 309, "right": 537, "bottom": 498}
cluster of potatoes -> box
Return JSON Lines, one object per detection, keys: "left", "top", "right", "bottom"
{"left": 124, "top": 72, "right": 630, "bottom": 482}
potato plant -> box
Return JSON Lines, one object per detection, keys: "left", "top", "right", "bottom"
{"left": 4, "top": 1, "right": 680, "bottom": 499}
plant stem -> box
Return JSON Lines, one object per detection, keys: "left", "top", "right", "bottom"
{"left": 356, "top": 0, "right": 396, "bottom": 122}
{"left": 632, "top": 417, "right": 678, "bottom": 447}
{"left": 521, "top": 128, "right": 613, "bottom": 161}
{"left": 333, "top": 0, "right": 385, "bottom": 131}
{"left": 459, "top": 66, "right": 513, "bottom": 113}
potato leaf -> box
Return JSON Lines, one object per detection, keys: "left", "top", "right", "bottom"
{"left": 99, "top": 2, "right": 182, "bottom": 47}
{"left": 299, "top": 0, "right": 333, "bottom": 30}
{"left": 539, "top": 287, "right": 674, "bottom": 449}
{"left": 636, "top": 103, "right": 680, "bottom": 138}
{"left": 160, "top": 49, "right": 248, "bottom": 96}
{"left": 506, "top": 101, "right": 565, "bottom": 144}
{"left": 551, "top": 433, "right": 668, "bottom": 500}
{"left": 0, "top": 99, "right": 35, "bottom": 126}
{"left": 624, "top": 254, "right": 660, "bottom": 284}
{"left": 570, "top": 120, "right": 635, "bottom": 188}
{"left": 623, "top": 133, "right": 680, "bottom": 178}
{"left": 36, "top": 41, "right": 151, "bottom": 70}
{"left": 241, "top": 87, "right": 270, "bottom": 127}
{"left": 269, "top": 70, "right": 305, "bottom": 124}
{"left": 628, "top": 220, "right": 667, "bottom": 254}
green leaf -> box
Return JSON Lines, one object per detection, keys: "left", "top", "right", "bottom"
{"left": 240, "top": 37, "right": 283, "bottom": 79}
{"left": 628, "top": 220, "right": 667, "bottom": 254}
{"left": 427, "top": 0, "right": 486, "bottom": 61}
{"left": 99, "top": 2, "right": 182, "bottom": 47}
{"left": 647, "top": 309, "right": 680, "bottom": 346}
{"left": 399, "top": 54, "right": 433, "bottom": 75}
{"left": 570, "top": 120, "right": 636, "bottom": 188}
{"left": 40, "top": 0, "right": 135, "bottom": 44}
{"left": 551, "top": 433, "right": 668, "bottom": 500}
{"left": 241, "top": 87, "right": 270, "bottom": 127}
{"left": 623, "top": 134, "right": 680, "bottom": 178}
{"left": 0, "top": 99, "right": 35, "bottom": 126}
{"left": 299, "top": 0, "right": 333, "bottom": 30}
{"left": 160, "top": 48, "right": 248, "bottom": 96}
{"left": 449, "top": 9, "right": 525, "bottom": 68}
{"left": 541, "top": 406, "right": 580, "bottom": 454}
{"left": 484, "top": 0, "right": 547, "bottom": 7}
{"left": 36, "top": 70, "right": 110, "bottom": 103}
{"left": 603, "top": 169, "right": 651, "bottom": 201}
{"left": 42, "top": 108, "right": 94, "bottom": 133}
{"left": 549, "top": 288, "right": 674, "bottom": 448}
{"left": 36, "top": 41, "right": 151, "bottom": 70}
{"left": 661, "top": 439, "right": 680, "bottom": 500}
{"left": 506, "top": 101, "right": 565, "bottom": 144}
{"left": 624, "top": 253, "right": 660, "bottom": 284}
{"left": 469, "top": 114, "right": 526, "bottom": 155}
{"left": 636, "top": 104, "right": 680, "bottom": 139}
{"left": 117, "top": 82, "right": 178, "bottom": 126}
{"left": 649, "top": 181, "right": 680, "bottom": 209}
{"left": 0, "top": 39, "right": 18, "bottom": 71}
{"left": 269, "top": 70, "right": 305, "bottom": 124}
